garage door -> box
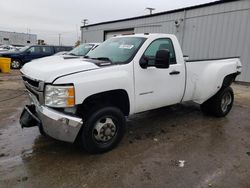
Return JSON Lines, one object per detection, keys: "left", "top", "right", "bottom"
{"left": 104, "top": 29, "right": 134, "bottom": 40}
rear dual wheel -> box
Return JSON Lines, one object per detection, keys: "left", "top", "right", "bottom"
{"left": 201, "top": 86, "right": 234, "bottom": 117}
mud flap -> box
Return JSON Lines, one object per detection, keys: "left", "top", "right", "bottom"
{"left": 20, "top": 105, "right": 41, "bottom": 128}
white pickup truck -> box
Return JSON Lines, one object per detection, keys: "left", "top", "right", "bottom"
{"left": 20, "top": 34, "right": 242, "bottom": 153}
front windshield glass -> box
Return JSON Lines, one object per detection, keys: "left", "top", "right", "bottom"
{"left": 19, "top": 46, "right": 30, "bottom": 52}
{"left": 87, "top": 37, "right": 146, "bottom": 64}
{"left": 68, "top": 44, "right": 94, "bottom": 56}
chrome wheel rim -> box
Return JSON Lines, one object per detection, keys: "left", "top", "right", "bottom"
{"left": 93, "top": 117, "right": 117, "bottom": 142}
{"left": 11, "top": 60, "right": 20, "bottom": 68}
{"left": 221, "top": 92, "right": 232, "bottom": 113}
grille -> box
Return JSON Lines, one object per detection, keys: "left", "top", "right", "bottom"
{"left": 25, "top": 85, "right": 40, "bottom": 101}
{"left": 22, "top": 76, "right": 44, "bottom": 104}
{"left": 22, "top": 76, "right": 39, "bottom": 88}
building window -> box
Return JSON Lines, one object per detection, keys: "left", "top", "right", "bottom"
{"left": 3, "top": 38, "right": 9, "bottom": 41}
{"left": 27, "top": 41, "right": 30, "bottom": 43}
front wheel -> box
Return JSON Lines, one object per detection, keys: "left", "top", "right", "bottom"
{"left": 201, "top": 86, "right": 234, "bottom": 117}
{"left": 11, "top": 59, "right": 22, "bottom": 69}
{"left": 81, "top": 106, "right": 126, "bottom": 154}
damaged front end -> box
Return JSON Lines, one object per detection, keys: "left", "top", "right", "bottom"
{"left": 20, "top": 105, "right": 41, "bottom": 128}
{"left": 20, "top": 75, "right": 83, "bottom": 143}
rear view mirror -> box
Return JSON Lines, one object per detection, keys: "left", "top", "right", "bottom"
{"left": 155, "top": 49, "right": 170, "bottom": 69}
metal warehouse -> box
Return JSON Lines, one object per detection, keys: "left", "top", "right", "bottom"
{"left": 0, "top": 31, "right": 37, "bottom": 46}
{"left": 81, "top": 0, "right": 250, "bottom": 82}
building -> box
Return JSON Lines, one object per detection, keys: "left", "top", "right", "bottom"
{"left": 0, "top": 31, "right": 37, "bottom": 46}
{"left": 81, "top": 0, "right": 250, "bottom": 82}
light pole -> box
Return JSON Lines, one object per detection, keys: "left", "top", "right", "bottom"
{"left": 58, "top": 33, "right": 61, "bottom": 46}
{"left": 146, "top": 7, "right": 155, "bottom": 15}
{"left": 81, "top": 19, "right": 88, "bottom": 27}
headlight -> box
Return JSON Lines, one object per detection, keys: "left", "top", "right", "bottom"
{"left": 45, "top": 85, "right": 75, "bottom": 107}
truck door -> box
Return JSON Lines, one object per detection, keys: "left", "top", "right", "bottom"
{"left": 134, "top": 38, "right": 185, "bottom": 113}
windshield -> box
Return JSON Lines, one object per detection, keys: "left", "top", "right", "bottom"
{"left": 68, "top": 43, "right": 94, "bottom": 56}
{"left": 86, "top": 37, "right": 146, "bottom": 64}
{"left": 19, "top": 46, "right": 30, "bottom": 52}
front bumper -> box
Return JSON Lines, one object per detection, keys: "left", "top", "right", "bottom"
{"left": 20, "top": 92, "right": 83, "bottom": 143}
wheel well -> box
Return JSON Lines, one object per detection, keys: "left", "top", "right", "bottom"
{"left": 78, "top": 90, "right": 130, "bottom": 117}
{"left": 11, "top": 58, "right": 23, "bottom": 64}
{"left": 11, "top": 58, "right": 21, "bottom": 62}
{"left": 222, "top": 73, "right": 238, "bottom": 88}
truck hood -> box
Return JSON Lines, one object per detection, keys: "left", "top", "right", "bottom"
{"left": 20, "top": 55, "right": 100, "bottom": 82}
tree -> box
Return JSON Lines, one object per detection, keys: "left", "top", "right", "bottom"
{"left": 75, "top": 40, "right": 80, "bottom": 47}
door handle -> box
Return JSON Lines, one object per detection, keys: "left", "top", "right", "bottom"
{"left": 169, "top": 70, "right": 180, "bottom": 75}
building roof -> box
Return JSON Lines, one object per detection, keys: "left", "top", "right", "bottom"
{"left": 0, "top": 30, "right": 37, "bottom": 36}
{"left": 81, "top": 0, "right": 238, "bottom": 28}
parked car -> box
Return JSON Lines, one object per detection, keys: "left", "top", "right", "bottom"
{"left": 53, "top": 43, "right": 99, "bottom": 56}
{"left": 14, "top": 46, "right": 26, "bottom": 51}
{"left": 53, "top": 51, "right": 68, "bottom": 56}
{"left": 20, "top": 33, "right": 242, "bottom": 153}
{"left": 0, "top": 45, "right": 18, "bottom": 52}
{"left": 0, "top": 45, "right": 73, "bottom": 69}
{"left": 67, "top": 43, "right": 99, "bottom": 56}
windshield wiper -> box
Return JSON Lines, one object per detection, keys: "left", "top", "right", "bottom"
{"left": 67, "top": 53, "right": 77, "bottom": 56}
{"left": 93, "top": 57, "right": 113, "bottom": 63}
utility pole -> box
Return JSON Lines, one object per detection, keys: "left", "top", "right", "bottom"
{"left": 27, "top": 28, "right": 31, "bottom": 41}
{"left": 58, "top": 33, "right": 61, "bottom": 46}
{"left": 81, "top": 19, "right": 88, "bottom": 26}
{"left": 76, "top": 24, "right": 79, "bottom": 41}
{"left": 146, "top": 7, "right": 155, "bottom": 15}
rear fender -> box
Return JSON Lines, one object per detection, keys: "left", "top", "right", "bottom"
{"left": 192, "top": 59, "right": 241, "bottom": 104}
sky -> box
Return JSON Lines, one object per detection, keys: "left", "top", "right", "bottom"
{"left": 0, "top": 0, "right": 215, "bottom": 45}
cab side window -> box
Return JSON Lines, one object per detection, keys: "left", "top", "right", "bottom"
{"left": 41, "top": 46, "right": 53, "bottom": 54}
{"left": 143, "top": 38, "right": 176, "bottom": 66}
{"left": 27, "top": 46, "right": 41, "bottom": 54}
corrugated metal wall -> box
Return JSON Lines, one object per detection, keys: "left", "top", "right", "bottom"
{"left": 81, "top": 0, "right": 250, "bottom": 82}
{"left": 0, "top": 31, "right": 37, "bottom": 46}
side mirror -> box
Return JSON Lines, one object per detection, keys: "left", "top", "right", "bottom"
{"left": 183, "top": 55, "right": 189, "bottom": 61}
{"left": 139, "top": 56, "right": 149, "bottom": 69}
{"left": 26, "top": 51, "right": 31, "bottom": 54}
{"left": 155, "top": 49, "right": 170, "bottom": 69}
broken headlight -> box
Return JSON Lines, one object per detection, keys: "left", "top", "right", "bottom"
{"left": 45, "top": 85, "right": 75, "bottom": 108}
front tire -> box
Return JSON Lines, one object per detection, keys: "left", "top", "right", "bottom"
{"left": 81, "top": 106, "right": 126, "bottom": 154}
{"left": 11, "top": 59, "right": 22, "bottom": 69}
{"left": 201, "top": 87, "right": 234, "bottom": 117}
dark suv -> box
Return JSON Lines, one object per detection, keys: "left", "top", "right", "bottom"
{"left": 0, "top": 45, "right": 72, "bottom": 69}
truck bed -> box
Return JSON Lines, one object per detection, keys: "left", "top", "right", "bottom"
{"left": 182, "top": 57, "right": 242, "bottom": 104}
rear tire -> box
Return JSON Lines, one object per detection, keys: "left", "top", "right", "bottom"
{"left": 200, "top": 87, "right": 234, "bottom": 117}
{"left": 81, "top": 106, "right": 126, "bottom": 154}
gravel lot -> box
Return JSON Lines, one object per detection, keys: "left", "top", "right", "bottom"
{"left": 0, "top": 71, "right": 249, "bottom": 188}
